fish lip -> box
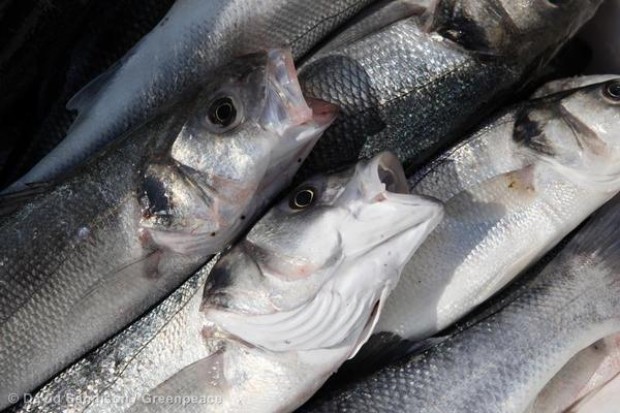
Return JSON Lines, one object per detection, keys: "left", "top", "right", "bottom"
{"left": 263, "top": 48, "right": 338, "bottom": 134}
{"left": 339, "top": 152, "right": 443, "bottom": 258}
{"left": 365, "top": 151, "right": 410, "bottom": 198}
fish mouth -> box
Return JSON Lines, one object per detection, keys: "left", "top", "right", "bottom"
{"left": 340, "top": 152, "right": 443, "bottom": 258}
{"left": 263, "top": 48, "right": 338, "bottom": 133}
{"left": 365, "top": 151, "right": 410, "bottom": 197}
{"left": 260, "top": 49, "right": 338, "bottom": 187}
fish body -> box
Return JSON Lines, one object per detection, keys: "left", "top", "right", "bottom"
{"left": 526, "top": 333, "right": 620, "bottom": 413}
{"left": 0, "top": 0, "right": 176, "bottom": 185}
{"left": 302, "top": 193, "right": 620, "bottom": 413}
{"left": 296, "top": 0, "right": 603, "bottom": 176}
{"left": 13, "top": 153, "right": 443, "bottom": 413}
{"left": 570, "top": 374, "right": 620, "bottom": 413}
{"left": 373, "top": 76, "right": 620, "bottom": 343}
{"left": 7, "top": 0, "right": 374, "bottom": 191}
{"left": 0, "top": 49, "right": 332, "bottom": 409}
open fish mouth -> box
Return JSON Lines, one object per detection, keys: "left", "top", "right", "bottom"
{"left": 338, "top": 152, "right": 444, "bottom": 259}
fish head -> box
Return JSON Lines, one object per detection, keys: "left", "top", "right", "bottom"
{"left": 514, "top": 76, "right": 620, "bottom": 190}
{"left": 428, "top": 0, "right": 602, "bottom": 57}
{"left": 172, "top": 48, "right": 335, "bottom": 192}
{"left": 139, "top": 49, "right": 335, "bottom": 255}
{"left": 203, "top": 152, "right": 443, "bottom": 319}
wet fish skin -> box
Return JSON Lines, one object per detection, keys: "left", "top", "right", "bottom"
{"left": 569, "top": 373, "right": 620, "bottom": 413}
{"left": 372, "top": 76, "right": 620, "bottom": 344}
{"left": 0, "top": 49, "right": 331, "bottom": 409}
{"left": 428, "top": 0, "right": 601, "bottom": 57}
{"left": 12, "top": 153, "right": 443, "bottom": 413}
{"left": 296, "top": 0, "right": 603, "bottom": 177}
{"left": 0, "top": 0, "right": 176, "bottom": 185}
{"left": 7, "top": 0, "right": 375, "bottom": 191}
{"left": 526, "top": 333, "right": 620, "bottom": 413}
{"left": 302, "top": 193, "right": 620, "bottom": 413}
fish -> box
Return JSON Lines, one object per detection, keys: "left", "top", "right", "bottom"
{"left": 295, "top": 0, "right": 604, "bottom": 177}
{"left": 525, "top": 333, "right": 620, "bottom": 413}
{"left": 0, "top": 0, "right": 98, "bottom": 177}
{"left": 568, "top": 374, "right": 620, "bottom": 413}
{"left": 0, "top": 0, "right": 176, "bottom": 185}
{"left": 11, "top": 152, "right": 443, "bottom": 413}
{"left": 5, "top": 0, "right": 375, "bottom": 192}
{"left": 0, "top": 49, "right": 335, "bottom": 409}
{"left": 301, "top": 192, "right": 620, "bottom": 413}
{"left": 363, "top": 76, "right": 620, "bottom": 351}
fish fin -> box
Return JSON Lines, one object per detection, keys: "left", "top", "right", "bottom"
{"left": 571, "top": 196, "right": 620, "bottom": 268}
{"left": 66, "top": 250, "right": 162, "bottom": 328}
{"left": 127, "top": 350, "right": 228, "bottom": 413}
{"left": 66, "top": 60, "right": 122, "bottom": 115}
{"left": 0, "top": 182, "right": 54, "bottom": 218}
{"left": 310, "top": 0, "right": 424, "bottom": 57}
{"left": 207, "top": 290, "right": 379, "bottom": 353}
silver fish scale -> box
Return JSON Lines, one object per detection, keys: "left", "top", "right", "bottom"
{"left": 11, "top": 260, "right": 216, "bottom": 413}
{"left": 301, "top": 207, "right": 620, "bottom": 412}
{"left": 8, "top": 0, "right": 375, "bottom": 189}
{"left": 298, "top": 17, "right": 520, "bottom": 177}
{"left": 0, "top": 114, "right": 207, "bottom": 408}
{"left": 0, "top": 0, "right": 176, "bottom": 184}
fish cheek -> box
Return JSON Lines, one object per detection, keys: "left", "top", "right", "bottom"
{"left": 138, "top": 163, "right": 177, "bottom": 230}
{"left": 513, "top": 109, "right": 556, "bottom": 157}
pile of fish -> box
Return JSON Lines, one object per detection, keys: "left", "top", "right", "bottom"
{"left": 0, "top": 0, "right": 619, "bottom": 412}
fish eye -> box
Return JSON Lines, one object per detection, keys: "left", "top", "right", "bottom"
{"left": 208, "top": 97, "right": 239, "bottom": 129}
{"left": 289, "top": 186, "right": 317, "bottom": 210}
{"left": 603, "top": 81, "right": 620, "bottom": 103}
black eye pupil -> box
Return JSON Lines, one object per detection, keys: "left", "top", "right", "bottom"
{"left": 604, "top": 81, "right": 620, "bottom": 101}
{"left": 209, "top": 97, "right": 237, "bottom": 127}
{"left": 290, "top": 188, "right": 315, "bottom": 209}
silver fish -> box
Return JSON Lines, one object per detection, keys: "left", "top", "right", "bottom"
{"left": 568, "top": 374, "right": 620, "bottom": 412}
{"left": 0, "top": 0, "right": 176, "bottom": 185}
{"left": 6, "top": 0, "right": 374, "bottom": 192}
{"left": 0, "top": 49, "right": 334, "bottom": 409}
{"left": 302, "top": 193, "right": 620, "bottom": 413}
{"left": 373, "top": 76, "right": 620, "bottom": 345}
{"left": 12, "top": 152, "right": 443, "bottom": 413}
{"left": 296, "top": 0, "right": 603, "bottom": 177}
{"left": 526, "top": 333, "right": 620, "bottom": 413}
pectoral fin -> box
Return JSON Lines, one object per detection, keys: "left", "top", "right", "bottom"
{"left": 127, "top": 350, "right": 227, "bottom": 413}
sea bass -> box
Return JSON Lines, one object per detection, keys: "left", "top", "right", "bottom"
{"left": 12, "top": 153, "right": 443, "bottom": 413}
{"left": 297, "top": 0, "right": 603, "bottom": 177}
{"left": 0, "top": 49, "right": 334, "bottom": 409}
{"left": 526, "top": 333, "right": 620, "bottom": 413}
{"left": 372, "top": 76, "right": 620, "bottom": 346}
{"left": 302, "top": 193, "right": 620, "bottom": 413}
{"left": 6, "top": 0, "right": 374, "bottom": 191}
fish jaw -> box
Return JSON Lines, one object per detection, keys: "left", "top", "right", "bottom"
{"left": 139, "top": 49, "right": 334, "bottom": 257}
{"left": 518, "top": 77, "right": 620, "bottom": 192}
{"left": 257, "top": 50, "right": 338, "bottom": 198}
{"left": 336, "top": 152, "right": 444, "bottom": 260}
